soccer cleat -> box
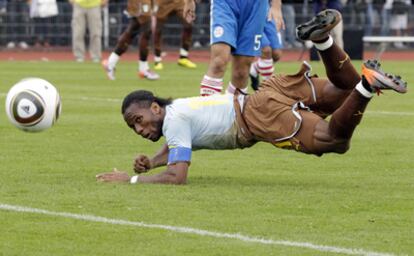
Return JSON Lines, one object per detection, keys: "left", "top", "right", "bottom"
{"left": 362, "top": 59, "right": 407, "bottom": 94}
{"left": 296, "top": 9, "right": 342, "bottom": 42}
{"left": 101, "top": 59, "right": 115, "bottom": 80}
{"left": 138, "top": 69, "right": 160, "bottom": 80}
{"left": 154, "top": 62, "right": 163, "bottom": 70}
{"left": 178, "top": 58, "right": 197, "bottom": 69}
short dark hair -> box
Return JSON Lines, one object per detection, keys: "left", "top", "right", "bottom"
{"left": 121, "top": 90, "right": 172, "bottom": 114}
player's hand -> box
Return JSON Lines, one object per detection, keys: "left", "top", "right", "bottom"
{"left": 183, "top": 0, "right": 196, "bottom": 23}
{"left": 134, "top": 155, "right": 152, "bottom": 173}
{"left": 268, "top": 5, "right": 285, "bottom": 31}
{"left": 96, "top": 168, "right": 130, "bottom": 183}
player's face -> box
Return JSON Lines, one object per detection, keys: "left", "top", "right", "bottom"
{"left": 123, "top": 103, "right": 164, "bottom": 142}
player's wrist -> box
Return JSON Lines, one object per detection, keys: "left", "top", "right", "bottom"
{"left": 130, "top": 175, "right": 139, "bottom": 184}
{"left": 149, "top": 158, "right": 156, "bottom": 170}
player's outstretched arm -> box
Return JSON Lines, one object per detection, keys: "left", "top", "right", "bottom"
{"left": 136, "top": 162, "right": 189, "bottom": 185}
{"left": 96, "top": 162, "right": 189, "bottom": 185}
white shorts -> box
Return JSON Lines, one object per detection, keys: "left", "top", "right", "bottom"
{"left": 390, "top": 14, "right": 408, "bottom": 30}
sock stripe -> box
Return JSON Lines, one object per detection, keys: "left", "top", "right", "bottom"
{"left": 201, "top": 78, "right": 223, "bottom": 88}
{"left": 201, "top": 80, "right": 223, "bottom": 89}
{"left": 355, "top": 81, "right": 373, "bottom": 98}
{"left": 201, "top": 85, "right": 222, "bottom": 93}
{"left": 257, "top": 65, "right": 273, "bottom": 70}
{"left": 261, "top": 72, "right": 274, "bottom": 77}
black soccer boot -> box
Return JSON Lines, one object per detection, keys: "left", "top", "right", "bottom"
{"left": 296, "top": 9, "right": 342, "bottom": 42}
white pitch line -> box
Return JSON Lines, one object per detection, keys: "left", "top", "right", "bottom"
{"left": 1, "top": 93, "right": 413, "bottom": 116}
{"left": 365, "top": 110, "right": 414, "bottom": 116}
{"left": 0, "top": 203, "right": 395, "bottom": 256}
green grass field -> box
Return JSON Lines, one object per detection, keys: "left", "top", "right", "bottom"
{"left": 0, "top": 60, "right": 413, "bottom": 256}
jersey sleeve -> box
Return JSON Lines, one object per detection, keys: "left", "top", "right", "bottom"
{"left": 163, "top": 114, "right": 192, "bottom": 165}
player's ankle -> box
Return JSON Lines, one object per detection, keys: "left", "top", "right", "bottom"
{"left": 314, "top": 36, "right": 333, "bottom": 51}
{"left": 201, "top": 75, "right": 223, "bottom": 96}
{"left": 356, "top": 80, "right": 373, "bottom": 98}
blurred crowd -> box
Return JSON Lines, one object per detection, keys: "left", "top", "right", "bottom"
{"left": 0, "top": 0, "right": 413, "bottom": 54}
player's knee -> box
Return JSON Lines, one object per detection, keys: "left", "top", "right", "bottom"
{"left": 261, "top": 47, "right": 272, "bottom": 59}
{"left": 182, "top": 21, "right": 192, "bottom": 30}
{"left": 138, "top": 15, "right": 151, "bottom": 25}
{"left": 311, "top": 138, "right": 350, "bottom": 155}
{"left": 125, "top": 22, "right": 140, "bottom": 35}
{"left": 209, "top": 55, "right": 228, "bottom": 74}
{"left": 333, "top": 139, "right": 350, "bottom": 154}
{"left": 232, "top": 67, "right": 249, "bottom": 81}
{"left": 272, "top": 49, "right": 282, "bottom": 62}
{"left": 312, "top": 121, "right": 350, "bottom": 154}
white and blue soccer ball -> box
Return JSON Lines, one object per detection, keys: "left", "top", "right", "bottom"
{"left": 5, "top": 78, "right": 61, "bottom": 132}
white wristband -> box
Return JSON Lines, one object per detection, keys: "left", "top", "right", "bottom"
{"left": 130, "top": 175, "right": 139, "bottom": 184}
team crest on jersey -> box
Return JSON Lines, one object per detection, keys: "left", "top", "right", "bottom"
{"left": 214, "top": 26, "right": 224, "bottom": 38}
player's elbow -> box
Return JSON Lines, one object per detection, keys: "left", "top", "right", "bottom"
{"left": 335, "top": 141, "right": 350, "bottom": 154}
{"left": 209, "top": 55, "right": 229, "bottom": 74}
{"left": 165, "top": 162, "right": 189, "bottom": 185}
{"left": 173, "top": 176, "right": 187, "bottom": 185}
{"left": 168, "top": 174, "right": 187, "bottom": 185}
{"left": 165, "top": 169, "right": 188, "bottom": 185}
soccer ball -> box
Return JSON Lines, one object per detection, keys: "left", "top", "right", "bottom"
{"left": 5, "top": 78, "right": 61, "bottom": 132}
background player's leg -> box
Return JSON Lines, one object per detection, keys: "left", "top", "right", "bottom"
{"left": 102, "top": 18, "right": 140, "bottom": 80}
{"left": 177, "top": 20, "right": 197, "bottom": 68}
{"left": 200, "top": 43, "right": 231, "bottom": 96}
{"left": 227, "top": 55, "right": 254, "bottom": 94}
{"left": 139, "top": 24, "right": 150, "bottom": 63}
{"left": 138, "top": 22, "right": 160, "bottom": 80}
{"left": 153, "top": 18, "right": 164, "bottom": 70}
{"left": 249, "top": 46, "right": 274, "bottom": 90}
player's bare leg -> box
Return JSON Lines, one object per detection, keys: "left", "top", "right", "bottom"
{"left": 296, "top": 9, "right": 359, "bottom": 111}
{"left": 309, "top": 61, "right": 407, "bottom": 154}
{"left": 153, "top": 18, "right": 164, "bottom": 70}
{"left": 200, "top": 43, "right": 231, "bottom": 96}
{"left": 295, "top": 9, "right": 407, "bottom": 155}
{"left": 177, "top": 21, "right": 197, "bottom": 69}
{"left": 226, "top": 55, "right": 254, "bottom": 94}
{"left": 102, "top": 18, "right": 140, "bottom": 80}
{"left": 138, "top": 23, "right": 160, "bottom": 80}
{"left": 153, "top": 17, "right": 196, "bottom": 70}
{"left": 250, "top": 47, "right": 282, "bottom": 91}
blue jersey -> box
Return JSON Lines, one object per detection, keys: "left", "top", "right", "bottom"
{"left": 210, "top": 0, "right": 268, "bottom": 56}
{"left": 261, "top": 18, "right": 283, "bottom": 50}
{"left": 162, "top": 94, "right": 245, "bottom": 164}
